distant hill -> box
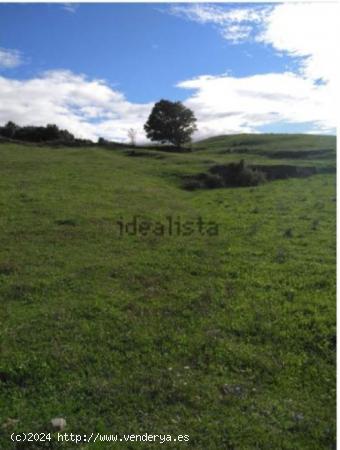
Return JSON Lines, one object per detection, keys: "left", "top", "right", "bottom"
{"left": 193, "top": 133, "right": 336, "bottom": 158}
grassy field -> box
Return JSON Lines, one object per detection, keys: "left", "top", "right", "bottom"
{"left": 0, "top": 134, "right": 336, "bottom": 449}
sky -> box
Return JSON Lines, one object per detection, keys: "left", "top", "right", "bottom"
{"left": 0, "top": 2, "right": 338, "bottom": 143}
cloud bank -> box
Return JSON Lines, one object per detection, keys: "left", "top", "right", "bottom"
{"left": 0, "top": 3, "right": 337, "bottom": 141}
{"left": 0, "top": 70, "right": 152, "bottom": 142}
{"left": 178, "top": 71, "right": 335, "bottom": 139}
{"left": 171, "top": 2, "right": 337, "bottom": 137}
{"left": 169, "top": 3, "right": 338, "bottom": 85}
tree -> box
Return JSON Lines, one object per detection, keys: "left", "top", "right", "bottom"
{"left": 45, "top": 124, "right": 60, "bottom": 141}
{"left": 127, "top": 128, "right": 137, "bottom": 146}
{"left": 0, "top": 122, "right": 75, "bottom": 142}
{"left": 144, "top": 100, "right": 197, "bottom": 148}
{"left": 1, "top": 121, "right": 19, "bottom": 139}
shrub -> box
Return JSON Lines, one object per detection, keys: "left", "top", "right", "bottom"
{"left": 210, "top": 160, "right": 266, "bottom": 187}
{"left": 202, "top": 173, "right": 224, "bottom": 188}
{"left": 238, "top": 166, "right": 267, "bottom": 186}
{"left": 183, "top": 160, "right": 266, "bottom": 190}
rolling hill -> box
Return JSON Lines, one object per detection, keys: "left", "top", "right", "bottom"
{"left": 0, "top": 134, "right": 336, "bottom": 449}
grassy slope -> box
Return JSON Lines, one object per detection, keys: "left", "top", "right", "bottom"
{"left": 193, "top": 133, "right": 336, "bottom": 152}
{"left": 0, "top": 135, "right": 336, "bottom": 449}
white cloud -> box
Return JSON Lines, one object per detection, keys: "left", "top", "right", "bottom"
{"left": 62, "top": 3, "right": 78, "bottom": 14}
{"left": 169, "top": 4, "right": 270, "bottom": 43}
{"left": 257, "top": 3, "right": 339, "bottom": 84}
{"left": 0, "top": 70, "right": 152, "bottom": 143}
{"left": 169, "top": 3, "right": 338, "bottom": 85}
{"left": 0, "top": 47, "right": 23, "bottom": 69}
{"left": 169, "top": 3, "right": 338, "bottom": 137}
{"left": 178, "top": 71, "right": 336, "bottom": 139}
{"left": 169, "top": 4, "right": 268, "bottom": 27}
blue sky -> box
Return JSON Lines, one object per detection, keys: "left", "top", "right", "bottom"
{"left": 0, "top": 3, "right": 336, "bottom": 142}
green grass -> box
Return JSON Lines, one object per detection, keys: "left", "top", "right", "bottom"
{"left": 0, "top": 135, "right": 336, "bottom": 449}
{"left": 193, "top": 133, "right": 336, "bottom": 153}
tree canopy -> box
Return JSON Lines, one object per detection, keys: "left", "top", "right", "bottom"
{"left": 144, "top": 100, "right": 197, "bottom": 147}
{"left": 0, "top": 122, "right": 75, "bottom": 143}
